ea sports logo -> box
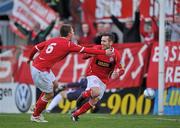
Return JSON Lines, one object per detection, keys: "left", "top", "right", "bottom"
{"left": 15, "top": 83, "right": 32, "bottom": 113}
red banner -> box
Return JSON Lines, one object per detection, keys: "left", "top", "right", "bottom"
{"left": 10, "top": 0, "right": 58, "bottom": 38}
{"left": 11, "top": 0, "right": 56, "bottom": 29}
{"left": 12, "top": 43, "right": 150, "bottom": 89}
{"left": 1, "top": 42, "right": 180, "bottom": 89}
{"left": 108, "top": 43, "right": 151, "bottom": 88}
{"left": 147, "top": 42, "right": 180, "bottom": 89}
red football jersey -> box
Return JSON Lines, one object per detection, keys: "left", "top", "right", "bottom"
{"left": 30, "top": 37, "right": 106, "bottom": 72}
{"left": 86, "top": 45, "right": 122, "bottom": 84}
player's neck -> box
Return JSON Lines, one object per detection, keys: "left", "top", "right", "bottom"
{"left": 102, "top": 46, "right": 112, "bottom": 50}
{"left": 61, "top": 37, "right": 71, "bottom": 41}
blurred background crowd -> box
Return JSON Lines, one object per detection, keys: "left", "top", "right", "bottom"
{"left": 0, "top": 0, "right": 179, "bottom": 49}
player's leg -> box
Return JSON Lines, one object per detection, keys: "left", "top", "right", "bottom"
{"left": 71, "top": 87, "right": 100, "bottom": 121}
{"left": 65, "top": 88, "right": 87, "bottom": 114}
{"left": 64, "top": 77, "right": 87, "bottom": 88}
{"left": 71, "top": 76, "right": 106, "bottom": 121}
{"left": 32, "top": 92, "right": 54, "bottom": 119}
{"left": 76, "top": 88, "right": 92, "bottom": 108}
{"left": 67, "top": 88, "right": 85, "bottom": 102}
{"left": 45, "top": 93, "right": 63, "bottom": 112}
{"left": 47, "top": 84, "right": 87, "bottom": 113}
{"left": 76, "top": 76, "right": 99, "bottom": 109}
{"left": 46, "top": 87, "right": 83, "bottom": 112}
{"left": 76, "top": 85, "right": 101, "bottom": 107}
{"left": 45, "top": 80, "right": 61, "bottom": 113}
{"left": 73, "top": 97, "right": 99, "bottom": 115}
{"left": 46, "top": 90, "right": 68, "bottom": 112}
{"left": 30, "top": 67, "right": 55, "bottom": 122}
{"left": 55, "top": 78, "right": 87, "bottom": 93}
{"left": 75, "top": 77, "right": 92, "bottom": 109}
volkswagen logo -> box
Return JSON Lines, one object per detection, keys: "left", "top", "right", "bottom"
{"left": 15, "top": 83, "right": 32, "bottom": 113}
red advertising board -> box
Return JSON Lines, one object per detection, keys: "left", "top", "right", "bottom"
{"left": 147, "top": 42, "right": 180, "bottom": 89}
{"left": 12, "top": 43, "right": 150, "bottom": 89}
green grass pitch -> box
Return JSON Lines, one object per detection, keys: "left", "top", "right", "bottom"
{"left": 0, "top": 113, "right": 179, "bottom": 128}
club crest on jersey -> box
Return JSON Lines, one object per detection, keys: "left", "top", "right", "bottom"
{"left": 109, "top": 57, "right": 114, "bottom": 62}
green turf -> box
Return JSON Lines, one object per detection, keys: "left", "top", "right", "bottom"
{"left": 0, "top": 113, "right": 179, "bottom": 128}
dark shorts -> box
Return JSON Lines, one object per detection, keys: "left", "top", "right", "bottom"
{"left": 67, "top": 88, "right": 85, "bottom": 101}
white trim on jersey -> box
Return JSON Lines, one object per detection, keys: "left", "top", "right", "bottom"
{"left": 39, "top": 57, "right": 45, "bottom": 60}
{"left": 35, "top": 45, "right": 40, "bottom": 51}
{"left": 79, "top": 47, "right": 85, "bottom": 53}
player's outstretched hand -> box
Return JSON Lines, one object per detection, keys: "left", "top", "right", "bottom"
{"left": 105, "top": 49, "right": 114, "bottom": 56}
{"left": 111, "top": 69, "right": 120, "bottom": 79}
{"left": 111, "top": 68, "right": 125, "bottom": 79}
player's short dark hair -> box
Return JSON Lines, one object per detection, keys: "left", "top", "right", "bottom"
{"left": 101, "top": 32, "right": 115, "bottom": 42}
{"left": 60, "top": 24, "right": 72, "bottom": 37}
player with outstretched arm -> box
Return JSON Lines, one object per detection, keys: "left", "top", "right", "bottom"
{"left": 71, "top": 33, "right": 125, "bottom": 121}
{"left": 27, "top": 24, "right": 113, "bottom": 123}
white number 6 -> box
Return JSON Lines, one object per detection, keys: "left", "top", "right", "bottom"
{"left": 46, "top": 43, "right": 57, "bottom": 54}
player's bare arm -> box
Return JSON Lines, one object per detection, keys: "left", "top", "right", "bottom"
{"left": 27, "top": 46, "right": 38, "bottom": 64}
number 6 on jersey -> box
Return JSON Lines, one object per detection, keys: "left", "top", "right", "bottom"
{"left": 46, "top": 43, "right": 57, "bottom": 54}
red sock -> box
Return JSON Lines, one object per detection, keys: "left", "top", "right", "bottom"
{"left": 38, "top": 92, "right": 45, "bottom": 99}
{"left": 33, "top": 92, "right": 48, "bottom": 117}
{"left": 82, "top": 89, "right": 91, "bottom": 98}
{"left": 73, "top": 102, "right": 92, "bottom": 117}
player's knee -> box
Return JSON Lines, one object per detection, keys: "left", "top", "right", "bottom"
{"left": 89, "top": 97, "right": 99, "bottom": 106}
{"left": 91, "top": 87, "right": 100, "bottom": 98}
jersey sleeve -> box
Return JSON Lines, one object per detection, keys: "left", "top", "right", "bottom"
{"left": 68, "top": 42, "right": 106, "bottom": 55}
{"left": 35, "top": 41, "right": 46, "bottom": 51}
{"left": 82, "top": 45, "right": 99, "bottom": 59}
{"left": 28, "top": 41, "right": 46, "bottom": 60}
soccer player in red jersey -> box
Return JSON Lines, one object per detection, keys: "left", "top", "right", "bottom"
{"left": 71, "top": 33, "right": 125, "bottom": 121}
{"left": 27, "top": 24, "right": 113, "bottom": 122}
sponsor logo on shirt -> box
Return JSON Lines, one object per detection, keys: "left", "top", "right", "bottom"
{"left": 96, "top": 60, "right": 112, "bottom": 68}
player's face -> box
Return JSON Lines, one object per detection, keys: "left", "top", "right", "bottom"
{"left": 69, "top": 27, "right": 74, "bottom": 39}
{"left": 101, "top": 36, "right": 112, "bottom": 50}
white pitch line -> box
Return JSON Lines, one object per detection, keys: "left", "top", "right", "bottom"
{"left": 86, "top": 116, "right": 180, "bottom": 122}
{"left": 153, "top": 117, "right": 180, "bottom": 122}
